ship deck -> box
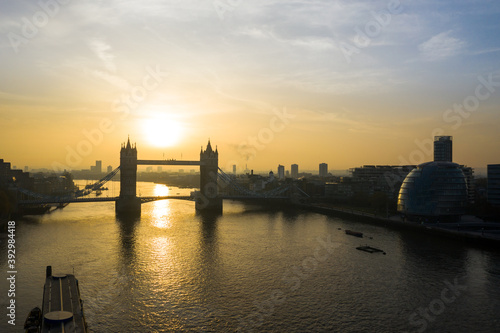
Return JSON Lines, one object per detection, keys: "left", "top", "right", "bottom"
{"left": 41, "top": 272, "right": 87, "bottom": 333}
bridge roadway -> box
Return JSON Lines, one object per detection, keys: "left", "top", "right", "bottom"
{"left": 19, "top": 195, "right": 290, "bottom": 205}
{"left": 19, "top": 196, "right": 193, "bottom": 205}
{"left": 137, "top": 159, "right": 203, "bottom": 166}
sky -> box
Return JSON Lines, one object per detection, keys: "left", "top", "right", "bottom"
{"left": 1, "top": 0, "right": 500, "bottom": 173}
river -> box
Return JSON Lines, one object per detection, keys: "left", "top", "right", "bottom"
{"left": 1, "top": 181, "right": 500, "bottom": 332}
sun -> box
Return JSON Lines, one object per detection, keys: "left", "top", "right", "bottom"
{"left": 142, "top": 116, "right": 183, "bottom": 147}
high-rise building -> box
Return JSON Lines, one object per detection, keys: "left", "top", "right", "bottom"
{"left": 107, "top": 165, "right": 113, "bottom": 173}
{"left": 434, "top": 136, "right": 453, "bottom": 162}
{"left": 91, "top": 160, "right": 102, "bottom": 173}
{"left": 277, "top": 165, "right": 285, "bottom": 179}
{"left": 291, "top": 164, "right": 299, "bottom": 178}
{"left": 319, "top": 163, "right": 328, "bottom": 177}
{"left": 488, "top": 164, "right": 500, "bottom": 207}
{"left": 233, "top": 164, "right": 237, "bottom": 175}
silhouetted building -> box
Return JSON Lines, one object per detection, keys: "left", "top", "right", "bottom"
{"left": 319, "top": 163, "right": 328, "bottom": 177}
{"left": 268, "top": 171, "right": 275, "bottom": 183}
{"left": 278, "top": 165, "right": 285, "bottom": 179}
{"left": 291, "top": 164, "right": 299, "bottom": 179}
{"left": 398, "top": 161, "right": 467, "bottom": 222}
{"left": 0, "top": 159, "right": 34, "bottom": 191}
{"left": 90, "top": 160, "right": 102, "bottom": 173}
{"left": 460, "top": 166, "right": 475, "bottom": 204}
{"left": 350, "top": 165, "right": 416, "bottom": 199}
{"left": 107, "top": 165, "right": 113, "bottom": 173}
{"left": 488, "top": 164, "right": 500, "bottom": 207}
{"left": 434, "top": 136, "right": 453, "bottom": 162}
{"left": 233, "top": 164, "right": 236, "bottom": 175}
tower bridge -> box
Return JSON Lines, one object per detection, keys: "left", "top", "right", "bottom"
{"left": 16, "top": 138, "right": 306, "bottom": 217}
{"left": 116, "top": 137, "right": 222, "bottom": 216}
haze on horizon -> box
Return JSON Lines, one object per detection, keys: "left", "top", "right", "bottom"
{"left": 1, "top": 0, "right": 499, "bottom": 173}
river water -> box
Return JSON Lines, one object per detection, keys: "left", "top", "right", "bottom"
{"left": 1, "top": 181, "right": 500, "bottom": 332}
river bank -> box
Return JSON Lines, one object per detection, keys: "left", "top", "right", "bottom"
{"left": 299, "top": 203, "right": 500, "bottom": 250}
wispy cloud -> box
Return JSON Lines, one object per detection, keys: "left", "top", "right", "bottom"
{"left": 89, "top": 38, "right": 116, "bottom": 72}
{"left": 418, "top": 30, "right": 465, "bottom": 61}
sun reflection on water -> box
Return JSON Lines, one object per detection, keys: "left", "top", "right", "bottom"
{"left": 152, "top": 184, "right": 173, "bottom": 229}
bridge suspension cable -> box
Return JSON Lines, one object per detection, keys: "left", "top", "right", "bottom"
{"left": 16, "top": 166, "right": 122, "bottom": 204}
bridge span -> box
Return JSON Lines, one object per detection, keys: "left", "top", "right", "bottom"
{"left": 19, "top": 196, "right": 193, "bottom": 205}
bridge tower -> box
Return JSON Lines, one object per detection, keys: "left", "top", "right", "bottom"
{"left": 196, "top": 140, "right": 222, "bottom": 213}
{"left": 116, "top": 137, "right": 141, "bottom": 216}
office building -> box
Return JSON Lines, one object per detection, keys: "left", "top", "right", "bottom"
{"left": 488, "top": 164, "right": 500, "bottom": 206}
{"left": 233, "top": 164, "right": 237, "bottom": 175}
{"left": 107, "top": 165, "right": 113, "bottom": 173}
{"left": 277, "top": 165, "right": 285, "bottom": 179}
{"left": 291, "top": 164, "right": 299, "bottom": 179}
{"left": 397, "top": 161, "right": 467, "bottom": 222}
{"left": 90, "top": 160, "right": 102, "bottom": 173}
{"left": 319, "top": 163, "right": 328, "bottom": 177}
{"left": 434, "top": 136, "right": 453, "bottom": 162}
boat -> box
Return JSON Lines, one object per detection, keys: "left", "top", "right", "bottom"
{"left": 345, "top": 230, "right": 363, "bottom": 238}
{"left": 356, "top": 246, "right": 386, "bottom": 254}
{"left": 24, "top": 306, "right": 42, "bottom": 332}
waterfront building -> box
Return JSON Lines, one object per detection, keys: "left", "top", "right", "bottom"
{"left": 488, "top": 164, "right": 500, "bottom": 207}
{"left": 434, "top": 136, "right": 453, "bottom": 162}
{"left": 349, "top": 165, "right": 415, "bottom": 199}
{"left": 397, "top": 161, "right": 468, "bottom": 222}
{"left": 460, "top": 165, "right": 475, "bottom": 204}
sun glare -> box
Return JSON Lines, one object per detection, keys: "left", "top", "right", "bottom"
{"left": 142, "top": 116, "right": 183, "bottom": 147}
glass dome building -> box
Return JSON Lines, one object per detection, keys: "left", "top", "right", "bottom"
{"left": 397, "top": 161, "right": 468, "bottom": 222}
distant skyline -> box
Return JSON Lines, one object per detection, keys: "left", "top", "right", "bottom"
{"left": 1, "top": 1, "right": 500, "bottom": 172}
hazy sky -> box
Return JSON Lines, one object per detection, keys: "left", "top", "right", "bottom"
{"left": 1, "top": 0, "right": 500, "bottom": 173}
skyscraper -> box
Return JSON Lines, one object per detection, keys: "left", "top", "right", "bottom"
{"left": 278, "top": 165, "right": 285, "bottom": 179}
{"left": 291, "top": 164, "right": 299, "bottom": 178}
{"left": 319, "top": 163, "right": 328, "bottom": 177}
{"left": 434, "top": 136, "right": 453, "bottom": 162}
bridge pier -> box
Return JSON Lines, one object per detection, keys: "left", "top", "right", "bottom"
{"left": 116, "top": 137, "right": 141, "bottom": 217}
{"left": 116, "top": 196, "right": 141, "bottom": 217}
{"left": 196, "top": 140, "right": 222, "bottom": 214}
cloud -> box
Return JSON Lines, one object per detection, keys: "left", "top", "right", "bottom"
{"left": 418, "top": 30, "right": 465, "bottom": 61}
{"left": 89, "top": 38, "right": 116, "bottom": 72}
